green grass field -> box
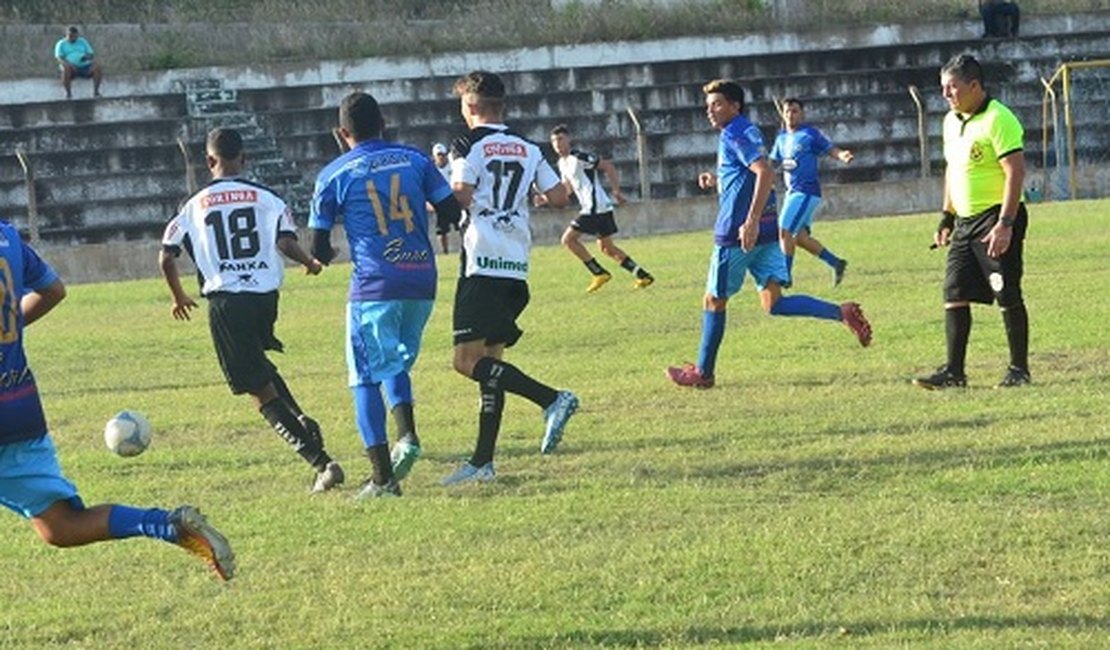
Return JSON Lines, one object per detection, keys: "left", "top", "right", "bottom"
{"left": 2, "top": 200, "right": 1107, "bottom": 649}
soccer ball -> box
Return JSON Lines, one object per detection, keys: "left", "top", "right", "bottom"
{"left": 104, "top": 410, "right": 153, "bottom": 457}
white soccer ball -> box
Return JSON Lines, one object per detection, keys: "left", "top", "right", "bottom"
{"left": 104, "top": 410, "right": 153, "bottom": 457}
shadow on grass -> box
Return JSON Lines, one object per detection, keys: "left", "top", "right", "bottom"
{"left": 498, "top": 613, "right": 1108, "bottom": 648}
{"left": 686, "top": 437, "right": 1108, "bottom": 483}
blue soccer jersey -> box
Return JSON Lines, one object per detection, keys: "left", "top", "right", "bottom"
{"left": 0, "top": 221, "right": 58, "bottom": 445}
{"left": 715, "top": 115, "right": 778, "bottom": 248}
{"left": 310, "top": 140, "right": 452, "bottom": 301}
{"left": 769, "top": 125, "right": 834, "bottom": 196}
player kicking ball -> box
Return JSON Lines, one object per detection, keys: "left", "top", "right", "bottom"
{"left": 543, "top": 124, "right": 654, "bottom": 292}
{"left": 666, "top": 80, "right": 872, "bottom": 389}
{"left": 1, "top": 220, "right": 234, "bottom": 581}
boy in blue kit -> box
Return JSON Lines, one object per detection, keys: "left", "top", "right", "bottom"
{"left": 768, "top": 98, "right": 854, "bottom": 287}
{"left": 666, "top": 80, "right": 873, "bottom": 388}
{"left": 310, "top": 92, "right": 462, "bottom": 498}
{"left": 0, "top": 220, "right": 234, "bottom": 580}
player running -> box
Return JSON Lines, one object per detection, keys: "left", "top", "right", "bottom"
{"left": 768, "top": 98, "right": 854, "bottom": 287}
{"left": 542, "top": 124, "right": 654, "bottom": 292}
{"left": 1, "top": 220, "right": 234, "bottom": 580}
{"left": 310, "top": 92, "right": 461, "bottom": 498}
{"left": 160, "top": 128, "right": 344, "bottom": 494}
{"left": 440, "top": 71, "right": 579, "bottom": 486}
{"left": 666, "top": 80, "right": 872, "bottom": 389}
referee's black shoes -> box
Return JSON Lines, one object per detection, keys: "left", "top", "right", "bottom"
{"left": 997, "top": 366, "right": 1032, "bottom": 388}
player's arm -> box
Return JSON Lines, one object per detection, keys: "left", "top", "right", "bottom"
{"left": 538, "top": 178, "right": 569, "bottom": 209}
{"left": 21, "top": 279, "right": 66, "bottom": 327}
{"left": 829, "top": 147, "right": 854, "bottom": 164}
{"left": 452, "top": 182, "right": 475, "bottom": 209}
{"left": 739, "top": 158, "right": 775, "bottom": 251}
{"left": 277, "top": 233, "right": 322, "bottom": 275}
{"left": 982, "top": 151, "right": 1025, "bottom": 258}
{"left": 158, "top": 246, "right": 198, "bottom": 321}
{"left": 597, "top": 158, "right": 625, "bottom": 205}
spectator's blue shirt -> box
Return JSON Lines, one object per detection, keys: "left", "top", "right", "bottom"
{"left": 310, "top": 140, "right": 451, "bottom": 301}
{"left": 715, "top": 114, "right": 778, "bottom": 247}
{"left": 54, "top": 37, "right": 94, "bottom": 67}
{"left": 0, "top": 220, "right": 58, "bottom": 445}
{"left": 769, "top": 124, "right": 834, "bottom": 196}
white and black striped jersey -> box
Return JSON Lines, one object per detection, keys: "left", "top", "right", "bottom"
{"left": 450, "top": 124, "right": 561, "bottom": 281}
{"left": 558, "top": 150, "right": 614, "bottom": 216}
{"left": 162, "top": 177, "right": 295, "bottom": 295}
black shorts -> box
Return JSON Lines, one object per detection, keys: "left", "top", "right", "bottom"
{"left": 452, "top": 275, "right": 530, "bottom": 347}
{"left": 571, "top": 211, "right": 618, "bottom": 237}
{"left": 207, "top": 291, "right": 283, "bottom": 394}
{"left": 944, "top": 204, "right": 1027, "bottom": 306}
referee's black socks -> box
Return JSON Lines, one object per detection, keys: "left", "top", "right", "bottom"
{"left": 945, "top": 305, "right": 972, "bottom": 377}
{"left": 1002, "top": 302, "right": 1030, "bottom": 370}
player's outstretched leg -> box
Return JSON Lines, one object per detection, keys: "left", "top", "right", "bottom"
{"left": 599, "top": 236, "right": 654, "bottom": 289}
{"left": 562, "top": 226, "right": 611, "bottom": 292}
{"left": 259, "top": 396, "right": 344, "bottom": 493}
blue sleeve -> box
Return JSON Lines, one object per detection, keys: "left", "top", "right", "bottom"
{"left": 308, "top": 172, "right": 338, "bottom": 231}
{"left": 422, "top": 157, "right": 452, "bottom": 205}
{"left": 728, "top": 124, "right": 767, "bottom": 168}
{"left": 811, "top": 128, "right": 833, "bottom": 157}
{"left": 21, "top": 241, "right": 59, "bottom": 292}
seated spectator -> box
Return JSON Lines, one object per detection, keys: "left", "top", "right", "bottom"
{"left": 980, "top": 0, "right": 1020, "bottom": 38}
{"left": 54, "top": 26, "right": 103, "bottom": 99}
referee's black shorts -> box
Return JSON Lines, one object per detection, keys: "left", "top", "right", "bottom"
{"left": 207, "top": 291, "right": 283, "bottom": 394}
{"left": 452, "top": 275, "right": 530, "bottom": 347}
{"left": 944, "top": 203, "right": 1028, "bottom": 307}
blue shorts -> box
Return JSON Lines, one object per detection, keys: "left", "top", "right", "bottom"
{"left": 0, "top": 435, "right": 83, "bottom": 518}
{"left": 347, "top": 300, "right": 434, "bottom": 386}
{"left": 705, "top": 243, "right": 789, "bottom": 299}
{"left": 779, "top": 191, "right": 822, "bottom": 235}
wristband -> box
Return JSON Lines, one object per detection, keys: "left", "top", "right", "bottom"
{"left": 938, "top": 210, "right": 956, "bottom": 233}
{"left": 999, "top": 215, "right": 1015, "bottom": 228}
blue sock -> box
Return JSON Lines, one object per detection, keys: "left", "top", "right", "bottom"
{"left": 696, "top": 310, "right": 727, "bottom": 377}
{"left": 108, "top": 506, "right": 177, "bottom": 543}
{"left": 818, "top": 248, "right": 841, "bottom": 268}
{"left": 353, "top": 384, "right": 389, "bottom": 447}
{"left": 770, "top": 295, "right": 841, "bottom": 320}
{"left": 784, "top": 253, "right": 794, "bottom": 279}
{"left": 382, "top": 372, "right": 413, "bottom": 409}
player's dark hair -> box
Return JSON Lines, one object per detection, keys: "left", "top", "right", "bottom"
{"left": 550, "top": 124, "right": 570, "bottom": 138}
{"left": 206, "top": 128, "right": 243, "bottom": 160}
{"left": 941, "top": 54, "right": 984, "bottom": 86}
{"left": 782, "top": 97, "right": 804, "bottom": 110}
{"left": 339, "top": 92, "right": 384, "bottom": 141}
{"left": 702, "top": 79, "right": 746, "bottom": 111}
{"left": 454, "top": 70, "right": 505, "bottom": 115}
{"left": 67, "top": 25, "right": 79, "bottom": 35}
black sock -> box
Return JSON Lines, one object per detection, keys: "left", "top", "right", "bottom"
{"left": 270, "top": 374, "right": 303, "bottom": 417}
{"left": 1002, "top": 302, "right": 1029, "bottom": 370}
{"left": 260, "top": 398, "right": 330, "bottom": 471}
{"left": 471, "top": 356, "right": 558, "bottom": 409}
{"left": 945, "top": 306, "right": 972, "bottom": 377}
{"left": 471, "top": 387, "right": 504, "bottom": 467}
{"left": 365, "top": 444, "right": 393, "bottom": 485}
{"left": 584, "top": 258, "right": 607, "bottom": 276}
{"left": 391, "top": 403, "right": 419, "bottom": 447}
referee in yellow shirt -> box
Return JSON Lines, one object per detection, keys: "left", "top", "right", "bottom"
{"left": 915, "top": 54, "right": 1030, "bottom": 389}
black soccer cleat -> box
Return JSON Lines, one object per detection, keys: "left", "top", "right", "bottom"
{"left": 913, "top": 365, "right": 967, "bottom": 390}
{"left": 996, "top": 366, "right": 1031, "bottom": 388}
{"left": 833, "top": 259, "right": 848, "bottom": 287}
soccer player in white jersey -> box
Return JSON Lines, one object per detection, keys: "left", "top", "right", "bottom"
{"left": 160, "top": 128, "right": 345, "bottom": 494}
{"left": 440, "top": 71, "right": 580, "bottom": 486}
{"left": 1, "top": 220, "right": 234, "bottom": 581}
{"left": 545, "top": 124, "right": 654, "bottom": 292}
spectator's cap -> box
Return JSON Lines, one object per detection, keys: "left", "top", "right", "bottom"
{"left": 432, "top": 143, "right": 448, "bottom": 155}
